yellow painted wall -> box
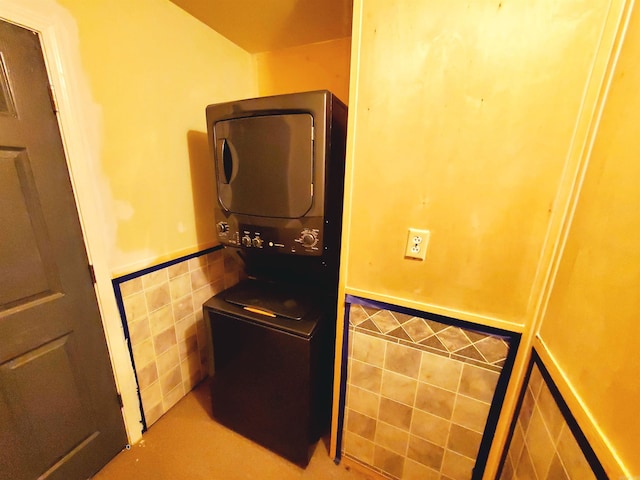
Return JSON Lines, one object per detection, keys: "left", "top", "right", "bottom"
{"left": 539, "top": 2, "right": 640, "bottom": 474}
{"left": 343, "top": 0, "right": 614, "bottom": 328}
{"left": 255, "top": 37, "right": 351, "bottom": 104}
{"left": 57, "top": 0, "right": 258, "bottom": 275}
{"left": 338, "top": 0, "right": 636, "bottom": 476}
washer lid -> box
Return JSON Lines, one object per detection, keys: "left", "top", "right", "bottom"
{"left": 203, "top": 280, "right": 324, "bottom": 338}
{"left": 223, "top": 279, "right": 316, "bottom": 321}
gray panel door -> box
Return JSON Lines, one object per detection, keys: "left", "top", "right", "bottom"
{"left": 0, "top": 20, "right": 127, "bottom": 480}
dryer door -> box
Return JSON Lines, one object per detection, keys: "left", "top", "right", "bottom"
{"left": 214, "top": 113, "right": 314, "bottom": 219}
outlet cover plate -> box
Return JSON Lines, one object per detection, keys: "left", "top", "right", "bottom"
{"left": 405, "top": 228, "right": 430, "bottom": 260}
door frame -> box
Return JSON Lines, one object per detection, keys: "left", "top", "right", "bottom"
{"left": 0, "top": 0, "right": 142, "bottom": 444}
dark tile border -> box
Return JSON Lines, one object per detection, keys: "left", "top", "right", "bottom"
{"left": 496, "top": 348, "right": 607, "bottom": 479}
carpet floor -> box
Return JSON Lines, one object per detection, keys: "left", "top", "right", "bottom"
{"left": 92, "top": 379, "right": 374, "bottom": 480}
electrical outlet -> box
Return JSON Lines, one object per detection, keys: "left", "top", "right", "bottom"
{"left": 405, "top": 228, "right": 430, "bottom": 260}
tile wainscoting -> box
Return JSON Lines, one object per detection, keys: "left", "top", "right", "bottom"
{"left": 340, "top": 296, "right": 518, "bottom": 480}
{"left": 498, "top": 351, "right": 605, "bottom": 479}
{"left": 113, "top": 246, "right": 245, "bottom": 429}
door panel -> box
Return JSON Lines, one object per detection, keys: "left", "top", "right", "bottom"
{"left": 1, "top": 336, "right": 95, "bottom": 477}
{"left": 0, "top": 19, "right": 127, "bottom": 480}
{"left": 0, "top": 147, "right": 59, "bottom": 308}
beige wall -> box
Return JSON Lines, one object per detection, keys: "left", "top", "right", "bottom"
{"left": 255, "top": 37, "right": 351, "bottom": 104}
{"left": 58, "top": 0, "right": 258, "bottom": 276}
{"left": 539, "top": 2, "right": 640, "bottom": 474}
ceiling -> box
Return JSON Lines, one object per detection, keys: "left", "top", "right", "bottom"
{"left": 169, "top": 0, "right": 353, "bottom": 54}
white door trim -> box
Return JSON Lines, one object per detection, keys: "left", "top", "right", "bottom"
{"left": 0, "top": 0, "right": 142, "bottom": 444}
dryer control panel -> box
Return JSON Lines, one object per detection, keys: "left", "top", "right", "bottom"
{"left": 216, "top": 220, "right": 323, "bottom": 256}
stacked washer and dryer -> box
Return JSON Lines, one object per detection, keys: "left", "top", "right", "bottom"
{"left": 202, "top": 91, "right": 347, "bottom": 467}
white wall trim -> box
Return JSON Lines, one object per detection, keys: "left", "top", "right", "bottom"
{"left": 0, "top": 0, "right": 142, "bottom": 444}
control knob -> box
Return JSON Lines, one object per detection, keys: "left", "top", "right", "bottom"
{"left": 216, "top": 222, "right": 229, "bottom": 234}
{"left": 241, "top": 235, "right": 252, "bottom": 247}
{"left": 252, "top": 237, "right": 263, "bottom": 248}
{"left": 300, "top": 230, "right": 318, "bottom": 247}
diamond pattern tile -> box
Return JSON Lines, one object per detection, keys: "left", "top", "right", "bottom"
{"left": 437, "top": 327, "right": 472, "bottom": 352}
{"left": 403, "top": 317, "right": 434, "bottom": 343}
{"left": 348, "top": 303, "right": 510, "bottom": 367}
{"left": 371, "top": 310, "right": 401, "bottom": 334}
{"left": 349, "top": 305, "right": 370, "bottom": 326}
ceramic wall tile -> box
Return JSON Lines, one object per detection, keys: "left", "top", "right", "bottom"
{"left": 169, "top": 273, "right": 192, "bottom": 301}
{"left": 419, "top": 351, "right": 463, "bottom": 391}
{"left": 167, "top": 261, "right": 188, "bottom": 279}
{"left": 500, "top": 455, "right": 515, "bottom": 480}
{"left": 145, "top": 284, "right": 171, "bottom": 313}
{"left": 407, "top": 435, "right": 444, "bottom": 471}
{"left": 142, "top": 400, "right": 163, "bottom": 427}
{"left": 119, "top": 276, "right": 143, "bottom": 298}
{"left": 178, "top": 333, "right": 198, "bottom": 361}
{"left": 348, "top": 385, "right": 380, "bottom": 418}
{"left": 161, "top": 382, "right": 185, "bottom": 412}
{"left": 123, "top": 292, "right": 147, "bottom": 321}
{"left": 351, "top": 330, "right": 387, "bottom": 367}
{"left": 441, "top": 450, "right": 475, "bottom": 480}
{"left": 159, "top": 365, "right": 182, "bottom": 397}
{"left": 381, "top": 370, "right": 418, "bottom": 406}
{"left": 403, "top": 458, "right": 440, "bottom": 480}
{"left": 451, "top": 395, "right": 491, "bottom": 433}
{"left": 374, "top": 446, "right": 405, "bottom": 479}
{"left": 344, "top": 431, "right": 375, "bottom": 466}
{"left": 415, "top": 382, "right": 456, "bottom": 420}
{"left": 515, "top": 446, "right": 536, "bottom": 479}
{"left": 136, "top": 362, "right": 158, "bottom": 391}
{"left": 180, "top": 351, "right": 202, "bottom": 391}
{"left": 175, "top": 313, "right": 197, "bottom": 343}
{"left": 350, "top": 359, "right": 383, "bottom": 393}
{"left": 526, "top": 407, "right": 556, "bottom": 478}
{"left": 152, "top": 326, "right": 177, "bottom": 356}
{"left": 116, "top": 247, "right": 243, "bottom": 429}
{"left": 156, "top": 345, "right": 180, "bottom": 377}
{"left": 347, "top": 410, "right": 377, "bottom": 441}
{"left": 547, "top": 453, "right": 570, "bottom": 480}
{"left": 458, "top": 363, "right": 500, "bottom": 403}
{"left": 500, "top": 361, "right": 601, "bottom": 480}
{"left": 375, "top": 421, "right": 410, "bottom": 455}
{"left": 410, "top": 409, "right": 450, "bottom": 448}
{"left": 139, "top": 381, "right": 161, "bottom": 415}
{"left": 342, "top": 298, "right": 513, "bottom": 479}
{"left": 127, "top": 316, "right": 151, "bottom": 345}
{"left": 384, "top": 342, "right": 422, "bottom": 378}
{"left": 507, "top": 422, "right": 525, "bottom": 466}
{"left": 148, "top": 304, "right": 174, "bottom": 335}
{"left": 378, "top": 397, "right": 413, "bottom": 431}
{"left": 537, "top": 383, "right": 565, "bottom": 442}
{"left": 555, "top": 425, "right": 597, "bottom": 480}
{"left": 447, "top": 424, "right": 482, "bottom": 459}
{"left": 141, "top": 269, "right": 167, "bottom": 289}
{"left": 131, "top": 337, "right": 155, "bottom": 368}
